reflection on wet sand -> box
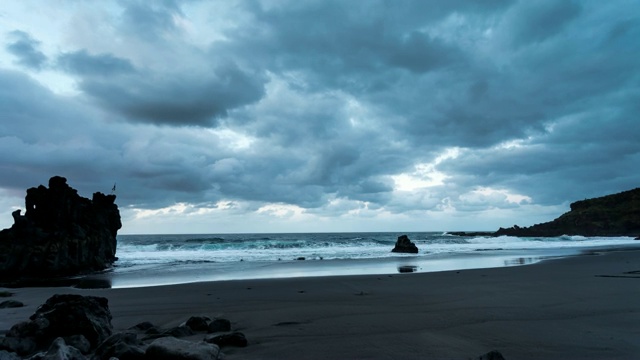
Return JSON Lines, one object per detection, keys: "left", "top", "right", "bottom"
{"left": 504, "top": 257, "right": 538, "bottom": 266}
{"left": 398, "top": 265, "right": 418, "bottom": 273}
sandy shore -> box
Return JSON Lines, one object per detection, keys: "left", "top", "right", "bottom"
{"left": 2, "top": 248, "right": 640, "bottom": 359}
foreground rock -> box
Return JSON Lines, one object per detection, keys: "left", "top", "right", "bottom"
{"left": 0, "top": 176, "right": 121, "bottom": 281}
{"left": 494, "top": 187, "right": 640, "bottom": 237}
{"left": 0, "top": 294, "right": 253, "bottom": 359}
{"left": 391, "top": 235, "right": 419, "bottom": 254}
{"left": 9, "top": 294, "right": 113, "bottom": 352}
{"left": 146, "top": 337, "right": 224, "bottom": 360}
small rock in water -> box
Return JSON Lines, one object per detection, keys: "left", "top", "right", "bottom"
{"left": 296, "top": 257, "right": 306, "bottom": 261}
{"left": 391, "top": 235, "right": 419, "bottom": 254}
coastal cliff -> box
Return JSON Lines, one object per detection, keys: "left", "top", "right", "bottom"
{"left": 494, "top": 187, "right": 640, "bottom": 237}
{"left": 0, "top": 176, "right": 121, "bottom": 281}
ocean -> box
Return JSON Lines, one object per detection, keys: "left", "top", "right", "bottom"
{"left": 99, "top": 232, "right": 640, "bottom": 288}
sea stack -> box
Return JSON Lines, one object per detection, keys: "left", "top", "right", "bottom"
{"left": 391, "top": 234, "right": 419, "bottom": 254}
{"left": 0, "top": 176, "right": 121, "bottom": 281}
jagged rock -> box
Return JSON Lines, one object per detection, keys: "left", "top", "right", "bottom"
{"left": 0, "top": 350, "right": 21, "bottom": 360}
{"left": 494, "top": 188, "right": 640, "bottom": 237}
{"left": 27, "top": 294, "right": 113, "bottom": 350}
{"left": 143, "top": 326, "right": 193, "bottom": 341}
{"left": 0, "top": 336, "right": 36, "bottom": 356}
{"left": 128, "top": 322, "right": 159, "bottom": 335}
{"left": 0, "top": 176, "right": 121, "bottom": 281}
{"left": 204, "top": 332, "right": 248, "bottom": 348}
{"left": 472, "top": 350, "right": 506, "bottom": 360}
{"left": 7, "top": 318, "right": 49, "bottom": 339}
{"left": 391, "top": 235, "right": 419, "bottom": 254}
{"left": 63, "top": 335, "right": 91, "bottom": 355}
{"left": 207, "top": 319, "right": 231, "bottom": 333}
{"left": 185, "top": 316, "right": 210, "bottom": 332}
{"left": 129, "top": 322, "right": 155, "bottom": 332}
{"left": 40, "top": 337, "right": 86, "bottom": 360}
{"left": 145, "top": 337, "right": 224, "bottom": 360}
{"left": 0, "top": 300, "right": 23, "bottom": 308}
{"left": 92, "top": 332, "right": 145, "bottom": 360}
{"left": 161, "top": 326, "right": 193, "bottom": 339}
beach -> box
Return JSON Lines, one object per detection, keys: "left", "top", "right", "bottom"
{"left": 2, "top": 248, "right": 640, "bottom": 359}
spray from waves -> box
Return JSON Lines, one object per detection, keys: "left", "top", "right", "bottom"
{"left": 114, "top": 232, "right": 639, "bottom": 270}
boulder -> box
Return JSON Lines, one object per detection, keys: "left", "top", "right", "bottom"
{"left": 0, "top": 336, "right": 36, "bottom": 356}
{"left": 63, "top": 335, "right": 91, "bottom": 355}
{"left": 27, "top": 294, "right": 113, "bottom": 349}
{"left": 161, "top": 326, "right": 194, "bottom": 339}
{"left": 128, "top": 321, "right": 159, "bottom": 335}
{"left": 92, "top": 332, "right": 145, "bottom": 360}
{"left": 143, "top": 326, "right": 193, "bottom": 341}
{"left": 0, "top": 350, "right": 21, "bottom": 360}
{"left": 185, "top": 316, "right": 210, "bottom": 332}
{"left": 145, "top": 337, "right": 224, "bottom": 360}
{"left": 391, "top": 235, "right": 419, "bottom": 254}
{"left": 0, "top": 176, "right": 121, "bottom": 281}
{"left": 40, "top": 337, "right": 86, "bottom": 360}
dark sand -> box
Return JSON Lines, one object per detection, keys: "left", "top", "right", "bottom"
{"left": 2, "top": 249, "right": 640, "bottom": 359}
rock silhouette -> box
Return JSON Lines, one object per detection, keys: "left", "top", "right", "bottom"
{"left": 391, "top": 235, "right": 419, "bottom": 253}
{"left": 494, "top": 187, "right": 640, "bottom": 237}
{"left": 0, "top": 176, "right": 121, "bottom": 281}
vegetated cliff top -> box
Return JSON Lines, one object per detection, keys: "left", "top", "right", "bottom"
{"left": 494, "top": 187, "right": 640, "bottom": 237}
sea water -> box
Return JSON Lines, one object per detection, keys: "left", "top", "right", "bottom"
{"left": 99, "top": 232, "right": 640, "bottom": 288}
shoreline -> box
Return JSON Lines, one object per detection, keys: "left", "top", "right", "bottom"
{"left": 10, "top": 243, "right": 639, "bottom": 290}
{"left": 2, "top": 246, "right": 640, "bottom": 358}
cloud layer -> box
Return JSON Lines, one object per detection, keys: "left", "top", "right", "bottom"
{"left": 0, "top": 0, "right": 638, "bottom": 233}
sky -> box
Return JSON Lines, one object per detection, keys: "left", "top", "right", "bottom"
{"left": 0, "top": 0, "right": 638, "bottom": 234}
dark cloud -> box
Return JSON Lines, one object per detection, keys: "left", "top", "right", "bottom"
{"left": 77, "top": 63, "right": 266, "bottom": 126}
{"left": 505, "top": 0, "right": 582, "bottom": 46}
{"left": 118, "top": 0, "right": 184, "bottom": 41}
{"left": 5, "top": 31, "right": 47, "bottom": 70}
{"left": 57, "top": 50, "right": 135, "bottom": 76}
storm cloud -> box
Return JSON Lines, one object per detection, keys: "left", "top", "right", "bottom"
{"left": 0, "top": 0, "right": 638, "bottom": 233}
{"left": 5, "top": 31, "right": 47, "bottom": 70}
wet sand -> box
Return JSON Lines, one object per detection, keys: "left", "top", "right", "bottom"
{"left": 2, "top": 248, "right": 640, "bottom": 359}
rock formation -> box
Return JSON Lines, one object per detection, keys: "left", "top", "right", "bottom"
{"left": 494, "top": 187, "right": 640, "bottom": 237}
{"left": 2, "top": 294, "right": 113, "bottom": 357}
{"left": 0, "top": 176, "right": 121, "bottom": 281}
{"left": 0, "top": 294, "right": 240, "bottom": 359}
{"left": 391, "top": 235, "right": 419, "bottom": 253}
